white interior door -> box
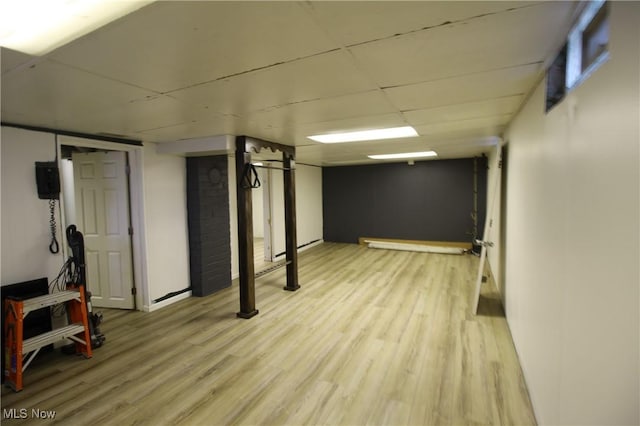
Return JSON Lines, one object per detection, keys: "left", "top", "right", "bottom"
{"left": 73, "top": 151, "right": 135, "bottom": 309}
{"left": 472, "top": 145, "right": 502, "bottom": 314}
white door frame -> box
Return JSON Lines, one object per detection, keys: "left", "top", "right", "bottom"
{"left": 56, "top": 135, "right": 148, "bottom": 311}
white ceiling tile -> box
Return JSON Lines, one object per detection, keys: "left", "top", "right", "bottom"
{"left": 169, "top": 50, "right": 378, "bottom": 115}
{"left": 348, "top": 2, "right": 574, "bottom": 87}
{"left": 138, "top": 115, "right": 241, "bottom": 143}
{"left": 248, "top": 90, "right": 398, "bottom": 130}
{"left": 1, "top": 2, "right": 579, "bottom": 162}
{"left": 49, "top": 2, "right": 339, "bottom": 93}
{"left": 384, "top": 63, "right": 541, "bottom": 111}
{"left": 403, "top": 96, "right": 523, "bottom": 125}
{"left": 291, "top": 113, "right": 407, "bottom": 140}
{"left": 427, "top": 134, "right": 499, "bottom": 149}
{"left": 1, "top": 47, "right": 40, "bottom": 75}
{"left": 1, "top": 59, "right": 157, "bottom": 130}
{"left": 414, "top": 115, "right": 511, "bottom": 136}
{"left": 236, "top": 113, "right": 409, "bottom": 152}
{"left": 78, "top": 95, "right": 220, "bottom": 136}
{"left": 305, "top": 1, "right": 541, "bottom": 47}
{"left": 426, "top": 128, "right": 506, "bottom": 146}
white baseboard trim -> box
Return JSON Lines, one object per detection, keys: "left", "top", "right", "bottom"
{"left": 272, "top": 239, "right": 324, "bottom": 262}
{"left": 232, "top": 239, "right": 324, "bottom": 277}
{"left": 367, "top": 241, "right": 465, "bottom": 255}
{"left": 143, "top": 290, "right": 192, "bottom": 312}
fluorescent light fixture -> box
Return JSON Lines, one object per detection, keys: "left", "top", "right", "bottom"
{"left": 308, "top": 126, "right": 418, "bottom": 143}
{"left": 252, "top": 162, "right": 263, "bottom": 166}
{"left": 368, "top": 151, "right": 438, "bottom": 160}
{"left": 0, "top": 0, "right": 153, "bottom": 56}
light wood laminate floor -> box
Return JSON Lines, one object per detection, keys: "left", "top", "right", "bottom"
{"left": 254, "top": 237, "right": 277, "bottom": 274}
{"left": 1, "top": 242, "right": 536, "bottom": 425}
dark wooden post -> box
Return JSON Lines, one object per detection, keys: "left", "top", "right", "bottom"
{"left": 235, "top": 136, "right": 258, "bottom": 318}
{"left": 283, "top": 152, "right": 300, "bottom": 291}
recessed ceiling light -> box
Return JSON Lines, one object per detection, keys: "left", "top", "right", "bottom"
{"left": 0, "top": 0, "right": 153, "bottom": 56}
{"left": 308, "top": 126, "right": 418, "bottom": 143}
{"left": 368, "top": 151, "right": 438, "bottom": 160}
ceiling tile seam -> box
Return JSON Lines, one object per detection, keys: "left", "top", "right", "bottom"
{"left": 241, "top": 88, "right": 387, "bottom": 116}
{"left": 161, "top": 47, "right": 343, "bottom": 96}
{"left": 46, "top": 46, "right": 342, "bottom": 96}
{"left": 341, "top": 46, "right": 407, "bottom": 123}
{"left": 341, "top": 3, "right": 547, "bottom": 49}
{"left": 399, "top": 94, "right": 524, "bottom": 114}
{"left": 269, "top": 111, "right": 405, "bottom": 133}
{"left": 327, "top": 43, "right": 408, "bottom": 126}
{"left": 403, "top": 112, "right": 514, "bottom": 126}
{"left": 135, "top": 119, "right": 202, "bottom": 133}
{"left": 44, "top": 57, "right": 167, "bottom": 97}
{"left": 431, "top": 139, "right": 504, "bottom": 150}
{"left": 1, "top": 55, "right": 46, "bottom": 78}
{"left": 379, "top": 61, "right": 544, "bottom": 91}
{"left": 293, "top": 2, "right": 402, "bottom": 120}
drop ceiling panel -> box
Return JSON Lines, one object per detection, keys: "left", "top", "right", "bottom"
{"left": 415, "top": 115, "right": 511, "bottom": 136}
{"left": 1, "top": 2, "right": 578, "bottom": 163}
{"left": 169, "top": 50, "right": 378, "bottom": 116}
{"left": 1, "top": 47, "right": 38, "bottom": 75}
{"left": 78, "top": 95, "right": 221, "bottom": 136}
{"left": 291, "top": 113, "right": 407, "bottom": 140}
{"left": 384, "top": 63, "right": 541, "bottom": 112}
{"left": 305, "top": 1, "right": 541, "bottom": 47}
{"left": 427, "top": 128, "right": 506, "bottom": 145}
{"left": 248, "top": 90, "right": 398, "bottom": 130}
{"left": 348, "top": 137, "right": 435, "bottom": 152}
{"left": 1, "top": 59, "right": 158, "bottom": 131}
{"left": 348, "top": 2, "right": 573, "bottom": 87}
{"left": 137, "top": 115, "right": 241, "bottom": 143}
{"left": 402, "top": 95, "right": 523, "bottom": 126}
{"left": 49, "top": 1, "right": 339, "bottom": 93}
{"left": 302, "top": 135, "right": 453, "bottom": 166}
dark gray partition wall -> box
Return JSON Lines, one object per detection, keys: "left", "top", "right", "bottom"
{"left": 322, "top": 157, "right": 487, "bottom": 244}
{"left": 186, "top": 155, "right": 231, "bottom": 296}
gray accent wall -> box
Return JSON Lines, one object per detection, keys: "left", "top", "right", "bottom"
{"left": 322, "top": 157, "right": 487, "bottom": 244}
{"left": 186, "top": 155, "right": 232, "bottom": 296}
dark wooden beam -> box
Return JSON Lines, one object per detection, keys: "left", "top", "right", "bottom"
{"left": 235, "top": 136, "right": 258, "bottom": 319}
{"left": 234, "top": 135, "right": 300, "bottom": 316}
{"left": 283, "top": 152, "right": 300, "bottom": 291}
{"left": 244, "top": 136, "right": 295, "bottom": 158}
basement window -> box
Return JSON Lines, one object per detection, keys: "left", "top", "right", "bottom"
{"left": 566, "top": 0, "right": 609, "bottom": 89}
{"left": 545, "top": 44, "right": 567, "bottom": 112}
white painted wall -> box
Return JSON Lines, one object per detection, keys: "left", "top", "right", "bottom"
{"left": 496, "top": 3, "right": 639, "bottom": 424}
{"left": 228, "top": 158, "right": 323, "bottom": 278}
{"left": 295, "top": 163, "right": 323, "bottom": 248}
{"left": 269, "top": 167, "right": 286, "bottom": 257}
{"left": 1, "top": 126, "right": 65, "bottom": 285}
{"left": 228, "top": 155, "right": 239, "bottom": 279}
{"left": 268, "top": 163, "right": 323, "bottom": 258}
{"left": 143, "top": 143, "right": 190, "bottom": 303}
{"left": 252, "top": 167, "right": 264, "bottom": 238}
{"left": 1, "top": 127, "right": 192, "bottom": 311}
